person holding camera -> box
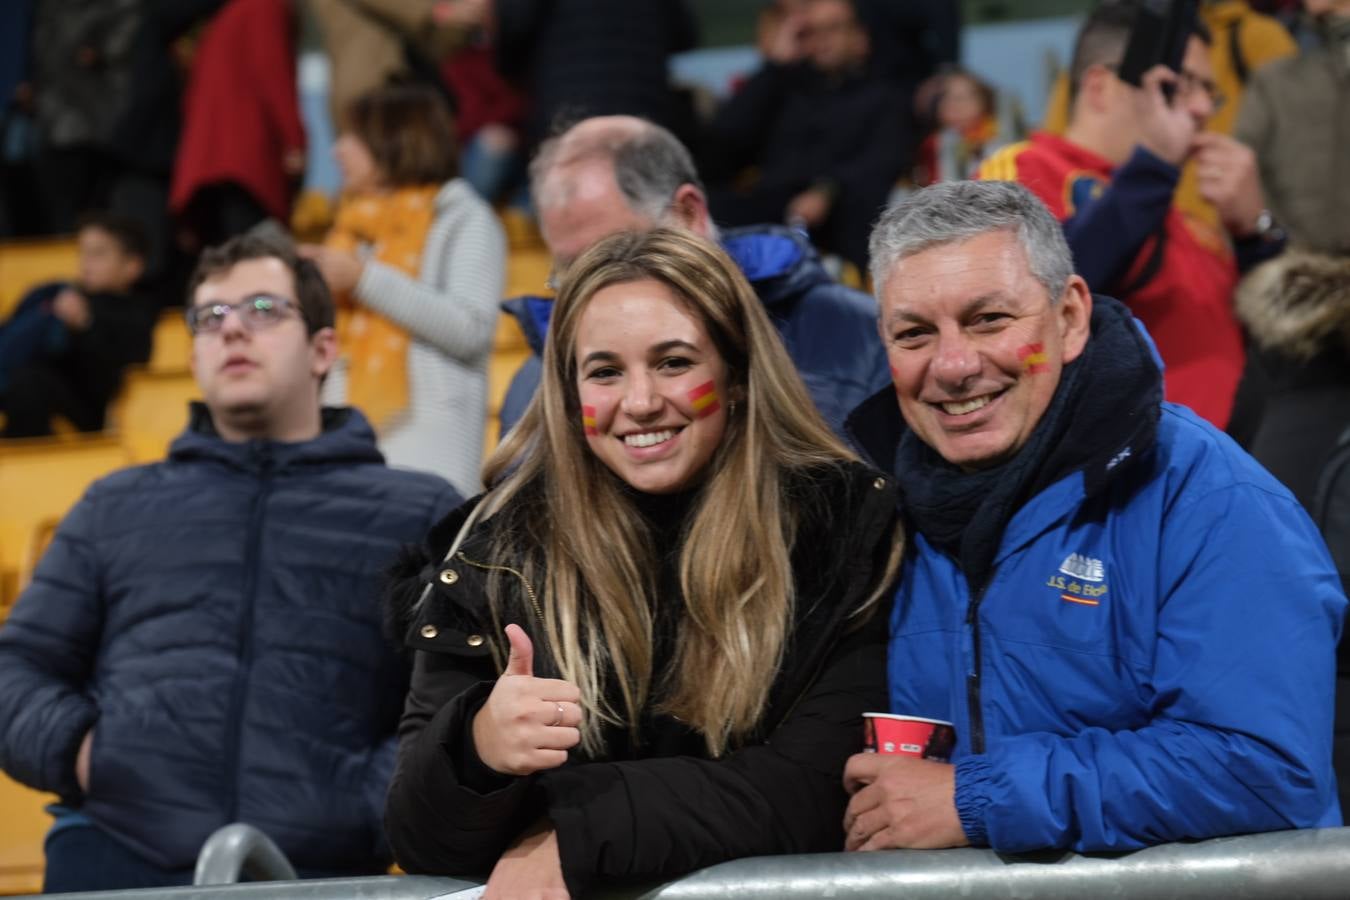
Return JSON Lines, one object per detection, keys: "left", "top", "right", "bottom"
{"left": 978, "top": 2, "right": 1284, "bottom": 434}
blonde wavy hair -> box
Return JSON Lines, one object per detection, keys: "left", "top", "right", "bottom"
{"left": 479, "top": 228, "right": 889, "bottom": 756}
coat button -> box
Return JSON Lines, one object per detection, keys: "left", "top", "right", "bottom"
{"left": 420, "top": 624, "right": 438, "bottom": 639}
{"left": 873, "top": 477, "right": 887, "bottom": 490}
{"left": 439, "top": 569, "right": 459, "bottom": 585}
{"left": 466, "top": 634, "right": 485, "bottom": 647}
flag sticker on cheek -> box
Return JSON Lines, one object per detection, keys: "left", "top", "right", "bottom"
{"left": 582, "top": 404, "right": 598, "bottom": 436}
{"left": 688, "top": 380, "right": 721, "bottom": 418}
{"left": 1018, "top": 343, "right": 1050, "bottom": 375}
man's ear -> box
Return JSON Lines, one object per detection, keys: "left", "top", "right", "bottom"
{"left": 669, "top": 184, "right": 713, "bottom": 237}
{"left": 1057, "top": 275, "right": 1093, "bottom": 365}
{"left": 310, "top": 326, "right": 340, "bottom": 379}
{"left": 1075, "top": 65, "right": 1114, "bottom": 117}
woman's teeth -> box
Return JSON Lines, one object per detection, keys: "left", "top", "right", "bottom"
{"left": 624, "top": 429, "right": 676, "bottom": 448}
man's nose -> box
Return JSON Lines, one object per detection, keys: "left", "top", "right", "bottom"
{"left": 218, "top": 306, "right": 250, "bottom": 340}
{"left": 930, "top": 332, "right": 982, "bottom": 388}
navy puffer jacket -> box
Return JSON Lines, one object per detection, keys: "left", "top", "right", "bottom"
{"left": 0, "top": 406, "right": 461, "bottom": 871}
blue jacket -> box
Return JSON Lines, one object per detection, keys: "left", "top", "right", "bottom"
{"left": 855, "top": 384, "right": 1345, "bottom": 849}
{"left": 498, "top": 224, "right": 891, "bottom": 439}
{"left": 0, "top": 406, "right": 461, "bottom": 871}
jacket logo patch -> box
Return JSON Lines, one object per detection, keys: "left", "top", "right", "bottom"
{"left": 1049, "top": 554, "right": 1108, "bottom": 606}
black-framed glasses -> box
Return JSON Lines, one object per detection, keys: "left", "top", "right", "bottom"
{"left": 185, "top": 294, "right": 300, "bottom": 335}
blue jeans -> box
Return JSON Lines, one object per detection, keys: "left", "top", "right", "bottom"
{"left": 43, "top": 814, "right": 193, "bottom": 894}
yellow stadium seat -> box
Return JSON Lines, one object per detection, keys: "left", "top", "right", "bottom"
{"left": 147, "top": 310, "right": 192, "bottom": 374}
{"left": 108, "top": 370, "right": 200, "bottom": 464}
{"left": 0, "top": 435, "right": 131, "bottom": 610}
{"left": 0, "top": 772, "right": 52, "bottom": 895}
{"left": 0, "top": 237, "right": 78, "bottom": 320}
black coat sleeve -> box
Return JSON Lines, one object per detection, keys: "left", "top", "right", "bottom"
{"left": 540, "top": 613, "right": 887, "bottom": 895}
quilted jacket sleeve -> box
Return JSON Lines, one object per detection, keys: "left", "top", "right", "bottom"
{"left": 0, "top": 490, "right": 105, "bottom": 798}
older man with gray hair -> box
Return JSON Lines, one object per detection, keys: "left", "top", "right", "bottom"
{"left": 499, "top": 115, "right": 890, "bottom": 439}
{"left": 841, "top": 180, "right": 1345, "bottom": 853}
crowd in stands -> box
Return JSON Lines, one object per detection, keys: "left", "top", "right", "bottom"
{"left": 0, "top": 0, "right": 1349, "bottom": 896}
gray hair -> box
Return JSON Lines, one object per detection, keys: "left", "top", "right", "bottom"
{"left": 868, "top": 180, "right": 1075, "bottom": 304}
{"left": 529, "top": 117, "right": 705, "bottom": 222}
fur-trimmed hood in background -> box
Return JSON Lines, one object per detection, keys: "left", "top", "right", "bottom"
{"left": 1237, "top": 251, "right": 1350, "bottom": 361}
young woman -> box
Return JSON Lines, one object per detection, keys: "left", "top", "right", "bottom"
{"left": 301, "top": 83, "right": 505, "bottom": 496}
{"left": 384, "top": 228, "right": 903, "bottom": 898}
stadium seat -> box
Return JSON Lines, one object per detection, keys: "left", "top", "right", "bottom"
{"left": 148, "top": 310, "right": 193, "bottom": 374}
{"left": 0, "top": 772, "right": 51, "bottom": 896}
{"left": 108, "top": 369, "right": 200, "bottom": 464}
{"left": 0, "top": 435, "right": 130, "bottom": 612}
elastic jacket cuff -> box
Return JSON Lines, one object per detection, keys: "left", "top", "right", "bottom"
{"left": 954, "top": 756, "right": 995, "bottom": 847}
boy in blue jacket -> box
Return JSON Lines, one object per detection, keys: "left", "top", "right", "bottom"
{"left": 842, "top": 180, "right": 1345, "bottom": 853}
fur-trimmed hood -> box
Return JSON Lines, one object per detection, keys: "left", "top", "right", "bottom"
{"left": 1237, "top": 251, "right": 1350, "bottom": 360}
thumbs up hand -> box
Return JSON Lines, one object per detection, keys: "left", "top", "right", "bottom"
{"left": 472, "top": 624, "right": 584, "bottom": 776}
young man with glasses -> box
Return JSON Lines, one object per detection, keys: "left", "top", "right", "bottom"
{"left": 0, "top": 231, "right": 462, "bottom": 892}
{"left": 978, "top": 2, "right": 1285, "bottom": 434}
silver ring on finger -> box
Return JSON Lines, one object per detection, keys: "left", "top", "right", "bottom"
{"left": 548, "top": 702, "right": 565, "bottom": 727}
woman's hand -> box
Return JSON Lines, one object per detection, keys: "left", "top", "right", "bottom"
{"left": 297, "top": 244, "right": 364, "bottom": 295}
{"left": 484, "top": 819, "right": 569, "bottom": 900}
{"left": 472, "top": 624, "right": 583, "bottom": 776}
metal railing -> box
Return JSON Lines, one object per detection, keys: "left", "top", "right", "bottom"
{"left": 53, "top": 825, "right": 1350, "bottom": 899}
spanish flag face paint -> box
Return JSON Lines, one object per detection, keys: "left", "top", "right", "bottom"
{"left": 687, "top": 380, "right": 721, "bottom": 419}
{"left": 1018, "top": 342, "right": 1050, "bottom": 375}
{"left": 582, "top": 404, "right": 598, "bottom": 436}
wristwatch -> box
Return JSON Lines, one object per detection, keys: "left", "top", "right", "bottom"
{"left": 1251, "top": 209, "right": 1284, "bottom": 242}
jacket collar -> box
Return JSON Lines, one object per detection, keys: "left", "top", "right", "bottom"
{"left": 847, "top": 294, "right": 1162, "bottom": 527}
{"left": 169, "top": 403, "right": 385, "bottom": 474}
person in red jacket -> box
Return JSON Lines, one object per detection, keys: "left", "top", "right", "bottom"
{"left": 170, "top": 0, "right": 306, "bottom": 249}
{"left": 978, "top": 4, "right": 1283, "bottom": 431}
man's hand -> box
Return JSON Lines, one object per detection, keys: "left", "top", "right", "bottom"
{"left": 842, "top": 753, "right": 968, "bottom": 851}
{"left": 1132, "top": 65, "right": 1197, "bottom": 167}
{"left": 1193, "top": 132, "right": 1266, "bottom": 237}
{"left": 786, "top": 187, "right": 832, "bottom": 229}
{"left": 484, "top": 819, "right": 570, "bottom": 899}
{"left": 297, "top": 245, "right": 364, "bottom": 296}
{"left": 51, "top": 288, "right": 91, "bottom": 331}
{"left": 75, "top": 729, "right": 93, "bottom": 793}
{"left": 472, "top": 624, "right": 583, "bottom": 776}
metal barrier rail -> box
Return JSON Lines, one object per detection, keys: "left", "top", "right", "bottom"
{"left": 53, "top": 825, "right": 1350, "bottom": 899}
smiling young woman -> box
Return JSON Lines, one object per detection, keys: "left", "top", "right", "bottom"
{"left": 383, "top": 228, "right": 905, "bottom": 898}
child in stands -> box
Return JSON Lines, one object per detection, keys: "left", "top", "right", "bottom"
{"left": 0, "top": 212, "right": 155, "bottom": 437}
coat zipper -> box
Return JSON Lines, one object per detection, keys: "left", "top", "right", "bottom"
{"left": 965, "top": 582, "right": 989, "bottom": 755}
{"left": 455, "top": 552, "right": 545, "bottom": 624}
{"left": 223, "top": 454, "right": 272, "bottom": 821}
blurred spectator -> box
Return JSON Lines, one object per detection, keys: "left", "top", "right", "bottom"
{"left": 1236, "top": 247, "right": 1350, "bottom": 820}
{"left": 0, "top": 212, "right": 154, "bottom": 438}
{"left": 307, "top": 0, "right": 478, "bottom": 125}
{"left": 1236, "top": 0, "right": 1350, "bottom": 255}
{"left": 704, "top": 0, "right": 911, "bottom": 270}
{"left": 856, "top": 0, "right": 960, "bottom": 88}
{"left": 499, "top": 115, "right": 890, "bottom": 440}
{"left": 170, "top": 0, "right": 307, "bottom": 252}
{"left": 300, "top": 83, "right": 505, "bottom": 496}
{"left": 912, "top": 68, "right": 1020, "bottom": 186}
{"left": 495, "top": 0, "right": 699, "bottom": 153}
{"left": 27, "top": 0, "right": 141, "bottom": 235}
{"left": 1042, "top": 0, "right": 1295, "bottom": 232}
{"left": 0, "top": 231, "right": 460, "bottom": 893}
{"left": 979, "top": 5, "right": 1284, "bottom": 431}
{"left": 0, "top": 0, "right": 37, "bottom": 236}
{"left": 440, "top": 37, "right": 527, "bottom": 203}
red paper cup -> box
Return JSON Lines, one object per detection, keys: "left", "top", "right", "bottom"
{"left": 863, "top": 713, "right": 956, "bottom": 761}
